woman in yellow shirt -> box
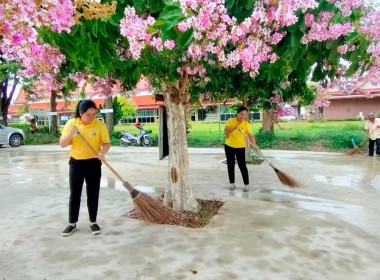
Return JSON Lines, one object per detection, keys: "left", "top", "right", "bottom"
{"left": 224, "top": 106, "right": 258, "bottom": 192}
{"left": 59, "top": 100, "right": 110, "bottom": 237}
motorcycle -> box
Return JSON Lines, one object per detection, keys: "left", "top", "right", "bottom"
{"left": 119, "top": 122, "right": 152, "bottom": 147}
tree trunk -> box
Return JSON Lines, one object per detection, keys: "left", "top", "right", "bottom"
{"left": 50, "top": 91, "right": 58, "bottom": 134}
{"left": 0, "top": 78, "right": 18, "bottom": 126}
{"left": 262, "top": 110, "right": 274, "bottom": 132}
{"left": 162, "top": 76, "right": 199, "bottom": 213}
{"left": 0, "top": 82, "right": 7, "bottom": 126}
{"left": 105, "top": 96, "right": 113, "bottom": 134}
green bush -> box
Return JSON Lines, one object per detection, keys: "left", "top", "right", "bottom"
{"left": 24, "top": 133, "right": 60, "bottom": 145}
{"left": 255, "top": 131, "right": 277, "bottom": 148}
{"left": 10, "top": 123, "right": 29, "bottom": 133}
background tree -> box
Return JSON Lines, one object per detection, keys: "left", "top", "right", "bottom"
{"left": 0, "top": 59, "right": 21, "bottom": 126}
{"left": 118, "top": 95, "right": 138, "bottom": 120}
{"left": 112, "top": 96, "right": 123, "bottom": 125}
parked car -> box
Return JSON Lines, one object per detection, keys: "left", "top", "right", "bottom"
{"left": 279, "top": 115, "right": 297, "bottom": 120}
{"left": 0, "top": 124, "right": 25, "bottom": 147}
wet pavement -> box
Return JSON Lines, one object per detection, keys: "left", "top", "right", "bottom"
{"left": 1, "top": 145, "right": 380, "bottom": 279}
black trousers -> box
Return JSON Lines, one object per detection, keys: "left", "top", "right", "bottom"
{"left": 224, "top": 144, "right": 249, "bottom": 185}
{"left": 368, "top": 138, "right": 380, "bottom": 156}
{"left": 69, "top": 157, "right": 102, "bottom": 223}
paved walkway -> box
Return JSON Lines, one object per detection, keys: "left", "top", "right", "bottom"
{"left": 1, "top": 145, "right": 380, "bottom": 280}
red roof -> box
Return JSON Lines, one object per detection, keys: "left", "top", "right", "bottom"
{"left": 328, "top": 87, "right": 380, "bottom": 99}
{"left": 132, "top": 95, "right": 163, "bottom": 109}
{"left": 8, "top": 105, "right": 21, "bottom": 116}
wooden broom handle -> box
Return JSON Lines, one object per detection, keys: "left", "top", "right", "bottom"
{"left": 76, "top": 131, "right": 128, "bottom": 186}
{"left": 238, "top": 128, "right": 269, "bottom": 163}
{"left": 357, "top": 127, "right": 378, "bottom": 147}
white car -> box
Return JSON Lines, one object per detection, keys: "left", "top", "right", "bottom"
{"left": 0, "top": 124, "right": 25, "bottom": 147}
{"left": 280, "top": 115, "right": 297, "bottom": 120}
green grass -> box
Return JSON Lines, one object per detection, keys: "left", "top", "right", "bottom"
{"left": 11, "top": 119, "right": 367, "bottom": 152}
{"left": 114, "top": 120, "right": 367, "bottom": 152}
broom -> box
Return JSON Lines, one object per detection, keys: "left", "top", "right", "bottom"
{"left": 345, "top": 128, "right": 376, "bottom": 156}
{"left": 76, "top": 131, "right": 177, "bottom": 224}
{"left": 240, "top": 129, "right": 299, "bottom": 188}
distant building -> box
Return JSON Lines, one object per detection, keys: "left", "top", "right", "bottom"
{"left": 323, "top": 83, "right": 380, "bottom": 120}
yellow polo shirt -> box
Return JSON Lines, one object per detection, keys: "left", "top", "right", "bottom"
{"left": 225, "top": 117, "right": 251, "bottom": 148}
{"left": 62, "top": 118, "right": 110, "bottom": 160}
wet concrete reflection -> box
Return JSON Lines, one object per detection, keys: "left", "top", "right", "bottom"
{"left": 100, "top": 177, "right": 158, "bottom": 194}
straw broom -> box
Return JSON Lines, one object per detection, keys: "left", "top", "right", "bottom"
{"left": 77, "top": 131, "right": 177, "bottom": 224}
{"left": 345, "top": 128, "right": 376, "bottom": 156}
{"left": 240, "top": 129, "right": 299, "bottom": 188}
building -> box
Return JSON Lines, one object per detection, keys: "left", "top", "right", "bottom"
{"left": 323, "top": 83, "right": 380, "bottom": 120}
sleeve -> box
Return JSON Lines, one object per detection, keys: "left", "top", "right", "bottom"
{"left": 244, "top": 121, "right": 252, "bottom": 134}
{"left": 99, "top": 122, "right": 110, "bottom": 144}
{"left": 365, "top": 121, "right": 369, "bottom": 130}
{"left": 61, "top": 119, "right": 73, "bottom": 136}
{"left": 225, "top": 117, "right": 234, "bottom": 128}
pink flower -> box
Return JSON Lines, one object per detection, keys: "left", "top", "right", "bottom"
{"left": 177, "top": 22, "right": 188, "bottom": 32}
{"left": 164, "top": 40, "right": 175, "bottom": 50}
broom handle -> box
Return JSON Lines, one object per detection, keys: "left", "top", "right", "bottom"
{"left": 238, "top": 128, "right": 273, "bottom": 166}
{"left": 357, "top": 127, "right": 377, "bottom": 147}
{"left": 76, "top": 131, "right": 133, "bottom": 191}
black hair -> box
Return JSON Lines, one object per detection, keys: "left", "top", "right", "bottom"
{"left": 237, "top": 106, "right": 248, "bottom": 114}
{"left": 75, "top": 99, "right": 97, "bottom": 118}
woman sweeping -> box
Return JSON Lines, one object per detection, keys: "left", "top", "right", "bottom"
{"left": 59, "top": 100, "right": 110, "bottom": 237}
{"left": 224, "top": 106, "right": 258, "bottom": 192}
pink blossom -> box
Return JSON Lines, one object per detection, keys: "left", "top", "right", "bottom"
{"left": 164, "top": 40, "right": 175, "bottom": 50}
{"left": 177, "top": 22, "right": 188, "bottom": 32}
{"left": 151, "top": 37, "right": 163, "bottom": 51}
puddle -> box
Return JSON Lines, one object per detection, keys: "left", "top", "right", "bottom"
{"left": 313, "top": 174, "right": 362, "bottom": 188}
{"left": 100, "top": 178, "right": 157, "bottom": 193}
{"left": 372, "top": 175, "right": 380, "bottom": 193}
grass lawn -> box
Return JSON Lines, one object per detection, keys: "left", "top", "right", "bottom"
{"left": 114, "top": 119, "right": 367, "bottom": 152}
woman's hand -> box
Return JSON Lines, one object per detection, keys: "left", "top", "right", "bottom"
{"left": 68, "top": 126, "right": 78, "bottom": 136}
{"left": 251, "top": 142, "right": 259, "bottom": 151}
{"left": 97, "top": 151, "right": 106, "bottom": 161}
{"left": 59, "top": 125, "right": 78, "bottom": 148}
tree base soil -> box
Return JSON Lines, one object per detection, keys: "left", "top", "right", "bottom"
{"left": 124, "top": 198, "right": 224, "bottom": 228}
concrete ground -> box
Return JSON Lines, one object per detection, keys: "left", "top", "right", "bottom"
{"left": 1, "top": 145, "right": 380, "bottom": 280}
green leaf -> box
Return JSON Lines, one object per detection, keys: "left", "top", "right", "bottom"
{"left": 177, "top": 28, "right": 194, "bottom": 50}
{"left": 159, "top": 4, "right": 183, "bottom": 20}
{"left": 226, "top": 0, "right": 236, "bottom": 10}
{"left": 149, "top": 0, "right": 164, "bottom": 13}
{"left": 91, "top": 20, "right": 98, "bottom": 38}
{"left": 162, "top": 16, "right": 185, "bottom": 31}
{"left": 345, "top": 32, "right": 359, "bottom": 43}
{"left": 328, "top": 47, "right": 339, "bottom": 64}
{"left": 69, "top": 25, "right": 79, "bottom": 36}
{"left": 80, "top": 23, "right": 87, "bottom": 39}
{"left": 160, "top": 29, "right": 177, "bottom": 40}
{"left": 108, "top": 17, "right": 119, "bottom": 27}
{"left": 345, "top": 61, "right": 360, "bottom": 76}
{"left": 98, "top": 21, "right": 108, "bottom": 38}
{"left": 133, "top": 0, "right": 145, "bottom": 12}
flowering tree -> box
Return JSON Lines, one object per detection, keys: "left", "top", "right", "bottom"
{"left": 191, "top": 0, "right": 380, "bottom": 131}
{"left": 3, "top": 0, "right": 379, "bottom": 212}
{"left": 0, "top": 0, "right": 75, "bottom": 127}
{"left": 117, "top": 0, "right": 379, "bottom": 211}
{"left": 0, "top": 0, "right": 127, "bottom": 131}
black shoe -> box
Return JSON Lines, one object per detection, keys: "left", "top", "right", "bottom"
{"left": 90, "top": 223, "right": 101, "bottom": 235}
{"left": 368, "top": 154, "right": 374, "bottom": 156}
{"left": 62, "top": 224, "right": 76, "bottom": 237}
